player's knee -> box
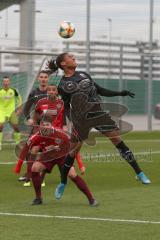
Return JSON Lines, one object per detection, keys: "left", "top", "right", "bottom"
{"left": 32, "top": 162, "right": 44, "bottom": 172}
{"left": 31, "top": 164, "right": 38, "bottom": 172}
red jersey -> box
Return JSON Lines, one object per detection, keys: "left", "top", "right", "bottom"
{"left": 19, "top": 128, "right": 70, "bottom": 162}
{"left": 35, "top": 97, "right": 64, "bottom": 128}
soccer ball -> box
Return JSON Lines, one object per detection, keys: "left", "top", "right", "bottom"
{"left": 58, "top": 21, "right": 75, "bottom": 39}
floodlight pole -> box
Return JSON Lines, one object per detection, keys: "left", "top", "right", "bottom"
{"left": 108, "top": 18, "right": 112, "bottom": 79}
{"left": 86, "top": 0, "right": 91, "bottom": 74}
{"left": 119, "top": 44, "right": 123, "bottom": 105}
{"left": 147, "top": 0, "right": 154, "bottom": 131}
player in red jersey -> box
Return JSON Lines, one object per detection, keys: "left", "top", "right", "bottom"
{"left": 22, "top": 84, "right": 65, "bottom": 186}
{"left": 33, "top": 84, "right": 86, "bottom": 178}
{"left": 14, "top": 85, "right": 97, "bottom": 206}
{"left": 35, "top": 85, "right": 85, "bottom": 171}
{"left": 34, "top": 85, "right": 64, "bottom": 128}
{"left": 21, "top": 84, "right": 84, "bottom": 185}
{"left": 14, "top": 116, "right": 69, "bottom": 205}
{"left": 26, "top": 85, "right": 85, "bottom": 180}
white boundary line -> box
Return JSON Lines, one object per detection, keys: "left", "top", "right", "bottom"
{"left": 0, "top": 212, "right": 160, "bottom": 225}
{"left": 1, "top": 139, "right": 160, "bottom": 147}
{"left": 0, "top": 162, "right": 16, "bottom": 165}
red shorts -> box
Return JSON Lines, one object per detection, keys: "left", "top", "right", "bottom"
{"left": 41, "top": 156, "right": 65, "bottom": 173}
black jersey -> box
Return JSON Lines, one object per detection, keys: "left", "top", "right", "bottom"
{"left": 58, "top": 71, "right": 123, "bottom": 139}
{"left": 23, "top": 88, "right": 47, "bottom": 119}
{"left": 58, "top": 71, "right": 122, "bottom": 111}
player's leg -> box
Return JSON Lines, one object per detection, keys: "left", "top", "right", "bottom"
{"left": 55, "top": 139, "right": 83, "bottom": 199}
{"left": 23, "top": 146, "right": 46, "bottom": 187}
{"left": 9, "top": 112, "right": 21, "bottom": 144}
{"left": 0, "top": 124, "right": 4, "bottom": 151}
{"left": 68, "top": 166, "right": 98, "bottom": 206}
{"left": 15, "top": 140, "right": 28, "bottom": 182}
{"left": 61, "top": 137, "right": 83, "bottom": 184}
{"left": 23, "top": 158, "right": 33, "bottom": 187}
{"left": 23, "top": 162, "right": 46, "bottom": 187}
{"left": 0, "top": 114, "right": 5, "bottom": 150}
{"left": 39, "top": 170, "right": 46, "bottom": 187}
{"left": 31, "top": 161, "right": 46, "bottom": 205}
{"left": 23, "top": 145, "right": 38, "bottom": 188}
{"left": 18, "top": 172, "right": 27, "bottom": 182}
{"left": 103, "top": 130, "right": 151, "bottom": 184}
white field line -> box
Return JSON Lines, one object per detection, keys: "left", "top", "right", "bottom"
{"left": 0, "top": 212, "right": 160, "bottom": 225}
{"left": 96, "top": 139, "right": 160, "bottom": 143}
{"left": 1, "top": 139, "right": 160, "bottom": 147}
{"left": 1, "top": 143, "right": 16, "bottom": 146}
{"left": 0, "top": 150, "right": 160, "bottom": 165}
{"left": 0, "top": 162, "right": 17, "bottom": 165}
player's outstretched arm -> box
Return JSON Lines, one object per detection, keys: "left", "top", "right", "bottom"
{"left": 120, "top": 90, "right": 135, "bottom": 98}
{"left": 95, "top": 83, "right": 135, "bottom": 98}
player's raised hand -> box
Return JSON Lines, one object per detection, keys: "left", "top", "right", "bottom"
{"left": 121, "top": 90, "right": 135, "bottom": 98}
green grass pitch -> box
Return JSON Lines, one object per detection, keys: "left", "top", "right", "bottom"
{"left": 0, "top": 131, "right": 160, "bottom": 240}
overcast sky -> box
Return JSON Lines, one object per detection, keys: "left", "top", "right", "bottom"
{"left": 0, "top": 0, "right": 160, "bottom": 46}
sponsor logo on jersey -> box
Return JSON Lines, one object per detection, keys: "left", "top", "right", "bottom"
{"left": 55, "top": 138, "right": 62, "bottom": 144}
{"left": 42, "top": 109, "right": 57, "bottom": 115}
{"left": 46, "top": 109, "right": 58, "bottom": 115}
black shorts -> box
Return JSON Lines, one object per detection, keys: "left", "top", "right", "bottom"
{"left": 41, "top": 156, "right": 65, "bottom": 173}
{"left": 71, "top": 112, "right": 118, "bottom": 141}
{"left": 94, "top": 112, "right": 118, "bottom": 133}
{"left": 70, "top": 101, "right": 119, "bottom": 141}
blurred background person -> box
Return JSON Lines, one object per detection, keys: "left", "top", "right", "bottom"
{"left": 0, "top": 76, "right": 22, "bottom": 150}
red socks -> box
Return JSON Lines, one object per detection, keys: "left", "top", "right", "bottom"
{"left": 71, "top": 175, "right": 94, "bottom": 203}
{"left": 31, "top": 172, "right": 42, "bottom": 199}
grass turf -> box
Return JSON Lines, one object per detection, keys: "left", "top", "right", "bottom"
{"left": 0, "top": 131, "right": 160, "bottom": 240}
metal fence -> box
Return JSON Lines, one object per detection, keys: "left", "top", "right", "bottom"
{"left": 0, "top": 42, "right": 160, "bottom": 131}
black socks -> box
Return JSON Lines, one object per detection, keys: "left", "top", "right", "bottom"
{"left": 116, "top": 141, "right": 142, "bottom": 174}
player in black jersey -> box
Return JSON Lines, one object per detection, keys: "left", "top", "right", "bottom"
{"left": 19, "top": 70, "right": 49, "bottom": 185}
{"left": 24, "top": 70, "right": 49, "bottom": 123}
{"left": 47, "top": 53, "right": 151, "bottom": 199}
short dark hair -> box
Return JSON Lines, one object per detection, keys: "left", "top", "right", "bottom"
{"left": 3, "top": 76, "right": 10, "bottom": 79}
{"left": 47, "top": 84, "right": 57, "bottom": 88}
{"left": 39, "top": 70, "right": 50, "bottom": 76}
